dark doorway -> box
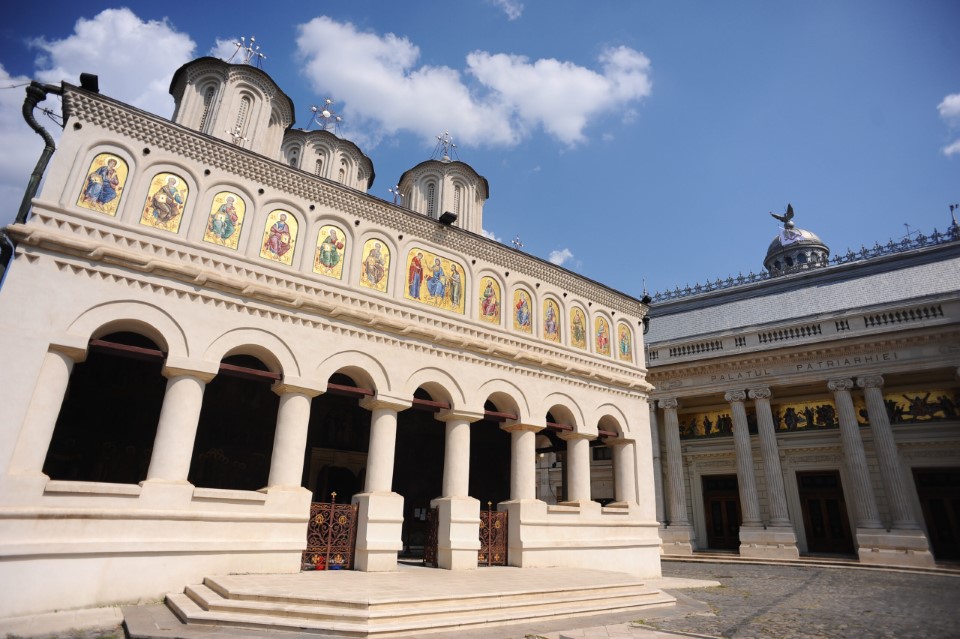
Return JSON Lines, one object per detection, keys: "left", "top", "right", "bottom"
{"left": 302, "top": 374, "right": 370, "bottom": 503}
{"left": 797, "top": 470, "right": 855, "bottom": 555}
{"left": 394, "top": 388, "right": 444, "bottom": 558}
{"left": 914, "top": 467, "right": 960, "bottom": 561}
{"left": 43, "top": 332, "right": 166, "bottom": 484}
{"left": 702, "top": 474, "right": 741, "bottom": 550}
{"left": 469, "top": 402, "right": 512, "bottom": 506}
{"left": 188, "top": 354, "right": 278, "bottom": 490}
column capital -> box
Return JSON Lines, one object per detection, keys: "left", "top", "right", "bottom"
{"left": 436, "top": 409, "right": 485, "bottom": 424}
{"left": 359, "top": 394, "right": 412, "bottom": 413}
{"left": 857, "top": 375, "right": 884, "bottom": 390}
{"left": 558, "top": 430, "right": 597, "bottom": 442}
{"left": 658, "top": 398, "right": 679, "bottom": 410}
{"left": 272, "top": 378, "right": 325, "bottom": 398}
{"left": 603, "top": 435, "right": 634, "bottom": 447}
{"left": 500, "top": 422, "right": 544, "bottom": 434}
{"left": 49, "top": 336, "right": 90, "bottom": 363}
{"left": 748, "top": 387, "right": 772, "bottom": 400}
{"left": 162, "top": 357, "right": 219, "bottom": 383}
{"left": 828, "top": 378, "right": 854, "bottom": 392}
{"left": 724, "top": 389, "right": 747, "bottom": 403}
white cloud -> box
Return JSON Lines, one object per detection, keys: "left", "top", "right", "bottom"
{"left": 938, "top": 93, "right": 960, "bottom": 123}
{"left": 939, "top": 93, "right": 960, "bottom": 157}
{"left": 481, "top": 228, "right": 502, "bottom": 242}
{"left": 490, "top": 0, "right": 524, "bottom": 21}
{"left": 30, "top": 8, "right": 195, "bottom": 117}
{"left": 0, "top": 65, "right": 46, "bottom": 226}
{"left": 0, "top": 9, "right": 195, "bottom": 227}
{"left": 548, "top": 248, "right": 574, "bottom": 266}
{"left": 209, "top": 38, "right": 242, "bottom": 62}
{"left": 295, "top": 17, "right": 652, "bottom": 149}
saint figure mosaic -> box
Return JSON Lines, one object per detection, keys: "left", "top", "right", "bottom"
{"left": 203, "top": 191, "right": 245, "bottom": 249}
{"left": 360, "top": 238, "right": 389, "bottom": 292}
{"left": 543, "top": 299, "right": 561, "bottom": 342}
{"left": 478, "top": 276, "right": 501, "bottom": 324}
{"left": 140, "top": 173, "right": 187, "bottom": 233}
{"left": 513, "top": 289, "right": 533, "bottom": 333}
{"left": 78, "top": 153, "right": 127, "bottom": 216}
{"left": 404, "top": 248, "right": 465, "bottom": 314}
{"left": 595, "top": 317, "right": 611, "bottom": 356}
{"left": 570, "top": 307, "right": 587, "bottom": 349}
{"left": 617, "top": 322, "right": 633, "bottom": 362}
{"left": 314, "top": 225, "right": 346, "bottom": 279}
{"left": 259, "top": 209, "right": 298, "bottom": 265}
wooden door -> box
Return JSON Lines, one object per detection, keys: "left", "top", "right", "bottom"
{"left": 702, "top": 475, "right": 741, "bottom": 550}
{"left": 797, "top": 470, "right": 854, "bottom": 555}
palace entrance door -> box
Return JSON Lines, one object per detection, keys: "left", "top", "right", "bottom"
{"left": 797, "top": 470, "right": 854, "bottom": 555}
{"left": 702, "top": 475, "right": 741, "bottom": 550}
{"left": 914, "top": 468, "right": 960, "bottom": 561}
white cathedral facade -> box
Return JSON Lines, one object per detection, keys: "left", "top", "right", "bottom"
{"left": 0, "top": 56, "right": 660, "bottom": 619}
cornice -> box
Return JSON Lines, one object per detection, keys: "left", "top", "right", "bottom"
{"left": 11, "top": 216, "right": 651, "bottom": 397}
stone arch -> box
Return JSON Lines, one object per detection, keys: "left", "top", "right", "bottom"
{"left": 315, "top": 350, "right": 391, "bottom": 394}
{"left": 402, "top": 366, "right": 465, "bottom": 408}
{"left": 475, "top": 378, "right": 531, "bottom": 423}
{"left": 541, "top": 392, "right": 587, "bottom": 433}
{"left": 595, "top": 403, "right": 629, "bottom": 437}
{"left": 203, "top": 327, "right": 299, "bottom": 376}
{"left": 66, "top": 300, "right": 188, "bottom": 359}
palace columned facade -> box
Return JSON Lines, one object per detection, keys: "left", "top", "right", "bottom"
{"left": 644, "top": 225, "right": 960, "bottom": 567}
{"left": 0, "top": 58, "right": 660, "bottom": 619}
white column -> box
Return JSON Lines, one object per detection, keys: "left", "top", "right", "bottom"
{"left": 829, "top": 378, "right": 883, "bottom": 529}
{"left": 748, "top": 387, "right": 791, "bottom": 526}
{"left": 503, "top": 423, "right": 542, "bottom": 501}
{"left": 648, "top": 402, "right": 665, "bottom": 524}
{"left": 606, "top": 437, "right": 638, "bottom": 505}
{"left": 354, "top": 395, "right": 410, "bottom": 572}
{"left": 145, "top": 368, "right": 215, "bottom": 483}
{"left": 560, "top": 432, "right": 594, "bottom": 503}
{"left": 659, "top": 398, "right": 688, "bottom": 525}
{"left": 7, "top": 347, "right": 84, "bottom": 476}
{"left": 266, "top": 383, "right": 321, "bottom": 489}
{"left": 726, "top": 390, "right": 762, "bottom": 527}
{"left": 441, "top": 415, "right": 473, "bottom": 497}
{"left": 359, "top": 397, "right": 409, "bottom": 493}
{"left": 857, "top": 375, "right": 919, "bottom": 529}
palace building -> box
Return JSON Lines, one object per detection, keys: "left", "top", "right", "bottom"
{"left": 642, "top": 214, "right": 960, "bottom": 567}
{"left": 0, "top": 55, "right": 661, "bottom": 619}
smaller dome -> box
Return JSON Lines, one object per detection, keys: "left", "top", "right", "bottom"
{"left": 763, "top": 225, "right": 830, "bottom": 276}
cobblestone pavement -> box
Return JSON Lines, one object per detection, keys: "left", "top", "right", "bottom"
{"left": 639, "top": 561, "right": 960, "bottom": 639}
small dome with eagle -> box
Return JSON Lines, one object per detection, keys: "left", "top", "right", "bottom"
{"left": 763, "top": 204, "right": 830, "bottom": 275}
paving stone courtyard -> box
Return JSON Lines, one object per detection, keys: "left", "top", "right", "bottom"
{"left": 637, "top": 560, "right": 960, "bottom": 639}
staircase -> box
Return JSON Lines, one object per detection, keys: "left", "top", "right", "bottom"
{"left": 165, "top": 566, "right": 676, "bottom": 637}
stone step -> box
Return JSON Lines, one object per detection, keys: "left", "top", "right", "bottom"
{"left": 167, "top": 576, "right": 676, "bottom": 637}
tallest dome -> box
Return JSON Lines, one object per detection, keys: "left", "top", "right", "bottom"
{"left": 763, "top": 204, "right": 830, "bottom": 275}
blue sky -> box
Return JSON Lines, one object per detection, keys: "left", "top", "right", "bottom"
{"left": 1, "top": 1, "right": 958, "bottom": 298}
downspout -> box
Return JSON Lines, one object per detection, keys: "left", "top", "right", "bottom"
{"left": 16, "top": 81, "right": 63, "bottom": 225}
{"left": 0, "top": 81, "right": 63, "bottom": 281}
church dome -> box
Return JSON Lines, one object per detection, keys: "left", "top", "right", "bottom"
{"left": 763, "top": 206, "right": 830, "bottom": 276}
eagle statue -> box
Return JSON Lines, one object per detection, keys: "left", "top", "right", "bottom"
{"left": 770, "top": 203, "right": 795, "bottom": 228}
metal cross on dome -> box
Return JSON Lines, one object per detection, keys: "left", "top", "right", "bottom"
{"left": 308, "top": 99, "right": 343, "bottom": 134}
{"left": 228, "top": 36, "right": 266, "bottom": 68}
{"left": 432, "top": 131, "right": 458, "bottom": 162}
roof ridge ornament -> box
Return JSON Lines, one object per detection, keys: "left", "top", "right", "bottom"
{"left": 770, "top": 203, "right": 795, "bottom": 229}
{"left": 227, "top": 36, "right": 267, "bottom": 68}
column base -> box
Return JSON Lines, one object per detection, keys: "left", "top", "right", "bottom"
{"left": 659, "top": 524, "right": 695, "bottom": 556}
{"left": 352, "top": 491, "right": 404, "bottom": 572}
{"left": 430, "top": 496, "right": 481, "bottom": 570}
{"left": 738, "top": 525, "right": 800, "bottom": 560}
{"left": 855, "top": 528, "right": 936, "bottom": 568}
